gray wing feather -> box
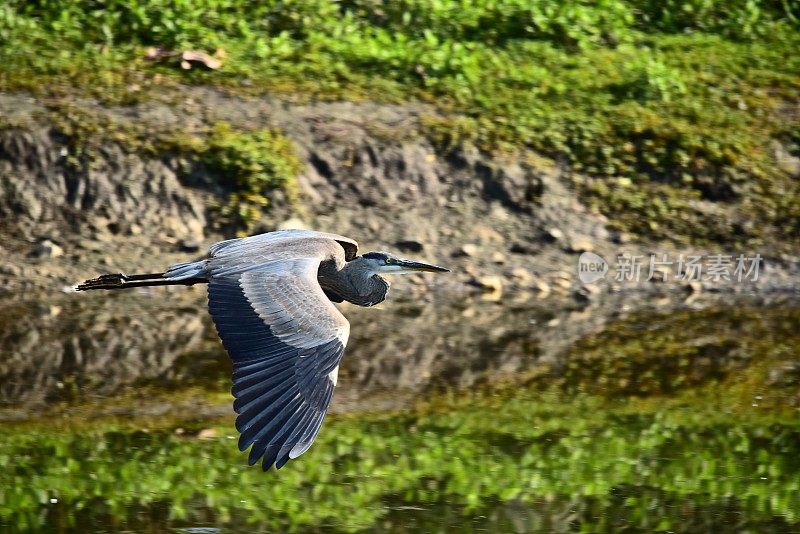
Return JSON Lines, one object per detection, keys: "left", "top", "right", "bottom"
{"left": 207, "top": 253, "right": 350, "bottom": 471}
{"left": 167, "top": 230, "right": 357, "bottom": 283}
{"left": 209, "top": 229, "right": 359, "bottom": 261}
{"left": 240, "top": 259, "right": 349, "bottom": 347}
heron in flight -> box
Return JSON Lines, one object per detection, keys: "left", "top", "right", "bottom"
{"left": 76, "top": 230, "right": 449, "bottom": 470}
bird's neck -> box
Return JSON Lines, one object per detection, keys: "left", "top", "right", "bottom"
{"left": 320, "top": 260, "right": 389, "bottom": 307}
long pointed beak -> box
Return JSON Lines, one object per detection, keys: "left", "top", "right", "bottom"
{"left": 396, "top": 259, "right": 450, "bottom": 273}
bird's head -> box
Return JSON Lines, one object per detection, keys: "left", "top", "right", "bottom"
{"left": 359, "top": 251, "right": 450, "bottom": 275}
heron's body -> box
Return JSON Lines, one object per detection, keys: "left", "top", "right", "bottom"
{"left": 77, "top": 229, "right": 448, "bottom": 470}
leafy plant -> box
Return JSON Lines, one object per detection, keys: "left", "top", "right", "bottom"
{"left": 0, "top": 1, "right": 798, "bottom": 244}
{"left": 200, "top": 122, "right": 302, "bottom": 230}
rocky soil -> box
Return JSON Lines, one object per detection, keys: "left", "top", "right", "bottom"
{"left": 0, "top": 88, "right": 798, "bottom": 301}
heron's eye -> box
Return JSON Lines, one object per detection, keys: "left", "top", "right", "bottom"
{"left": 385, "top": 258, "right": 392, "bottom": 264}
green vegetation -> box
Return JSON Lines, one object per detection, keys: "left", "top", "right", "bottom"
{"left": 2, "top": 1, "right": 799, "bottom": 243}
{"left": 1, "top": 299, "right": 798, "bottom": 531}
{"left": 2, "top": 391, "right": 799, "bottom": 532}
{"left": 201, "top": 122, "right": 301, "bottom": 229}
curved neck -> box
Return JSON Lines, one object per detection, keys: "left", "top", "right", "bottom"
{"left": 319, "top": 258, "right": 390, "bottom": 307}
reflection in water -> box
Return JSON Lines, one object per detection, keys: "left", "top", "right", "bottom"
{"left": 2, "top": 391, "right": 800, "bottom": 532}
{"left": 0, "top": 291, "right": 799, "bottom": 531}
{"left": 0, "top": 292, "right": 209, "bottom": 407}
{"left": 0, "top": 288, "right": 589, "bottom": 412}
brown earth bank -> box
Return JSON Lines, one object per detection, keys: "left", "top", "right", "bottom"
{"left": 0, "top": 88, "right": 798, "bottom": 300}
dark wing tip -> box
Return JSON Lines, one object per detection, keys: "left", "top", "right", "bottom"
{"left": 207, "top": 266, "right": 347, "bottom": 472}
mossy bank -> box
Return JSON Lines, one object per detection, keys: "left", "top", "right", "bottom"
{"left": 1, "top": 1, "right": 800, "bottom": 294}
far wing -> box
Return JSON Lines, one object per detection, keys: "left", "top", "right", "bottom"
{"left": 207, "top": 258, "right": 350, "bottom": 470}
{"left": 209, "top": 230, "right": 359, "bottom": 261}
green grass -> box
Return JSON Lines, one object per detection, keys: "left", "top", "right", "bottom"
{"left": 1, "top": 1, "right": 799, "bottom": 243}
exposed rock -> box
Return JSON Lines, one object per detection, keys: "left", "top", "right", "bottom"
{"left": 481, "top": 288, "right": 503, "bottom": 302}
{"left": 145, "top": 47, "right": 225, "bottom": 71}
{"left": 277, "top": 217, "right": 307, "bottom": 231}
{"left": 508, "top": 267, "right": 533, "bottom": 285}
{"left": 573, "top": 288, "right": 591, "bottom": 303}
{"left": 581, "top": 283, "right": 602, "bottom": 295}
{"left": 178, "top": 239, "right": 201, "bottom": 253}
{"left": 552, "top": 273, "right": 573, "bottom": 291}
{"left": 491, "top": 251, "right": 507, "bottom": 264}
{"left": 473, "top": 225, "right": 505, "bottom": 245}
{"left": 456, "top": 243, "right": 479, "bottom": 257}
{"left": 395, "top": 239, "right": 425, "bottom": 253}
{"left": 474, "top": 159, "right": 542, "bottom": 211}
{"left": 684, "top": 281, "right": 703, "bottom": 293}
{"left": 532, "top": 278, "right": 551, "bottom": 298}
{"left": 197, "top": 428, "right": 219, "bottom": 439}
{"left": 447, "top": 143, "right": 481, "bottom": 169}
{"left": 772, "top": 140, "right": 800, "bottom": 176}
{"left": 574, "top": 283, "right": 602, "bottom": 302}
{"left": 461, "top": 264, "right": 479, "bottom": 277}
{"left": 0, "top": 263, "right": 22, "bottom": 276}
{"left": 470, "top": 275, "right": 503, "bottom": 293}
{"left": 29, "top": 240, "right": 64, "bottom": 259}
{"left": 545, "top": 228, "right": 564, "bottom": 243}
{"left": 768, "top": 362, "right": 800, "bottom": 386}
{"left": 509, "top": 242, "right": 537, "bottom": 255}
{"left": 461, "top": 306, "right": 477, "bottom": 318}
{"left": 467, "top": 275, "right": 504, "bottom": 301}
{"left": 612, "top": 231, "right": 631, "bottom": 244}
{"left": 0, "top": 127, "right": 207, "bottom": 244}
{"left": 566, "top": 236, "right": 594, "bottom": 253}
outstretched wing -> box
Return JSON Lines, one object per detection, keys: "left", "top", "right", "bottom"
{"left": 208, "top": 257, "right": 350, "bottom": 470}
{"left": 209, "top": 229, "right": 359, "bottom": 261}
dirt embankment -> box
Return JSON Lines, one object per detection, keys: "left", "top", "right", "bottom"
{"left": 0, "top": 89, "right": 797, "bottom": 298}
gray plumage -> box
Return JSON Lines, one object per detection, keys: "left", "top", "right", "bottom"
{"left": 76, "top": 229, "right": 449, "bottom": 470}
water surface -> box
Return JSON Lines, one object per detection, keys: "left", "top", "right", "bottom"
{"left": 1, "top": 291, "right": 798, "bottom": 532}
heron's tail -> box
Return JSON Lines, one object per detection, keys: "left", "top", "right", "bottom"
{"left": 76, "top": 270, "right": 208, "bottom": 291}
{"left": 76, "top": 259, "right": 209, "bottom": 291}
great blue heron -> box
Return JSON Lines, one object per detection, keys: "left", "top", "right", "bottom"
{"left": 76, "top": 229, "right": 449, "bottom": 470}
